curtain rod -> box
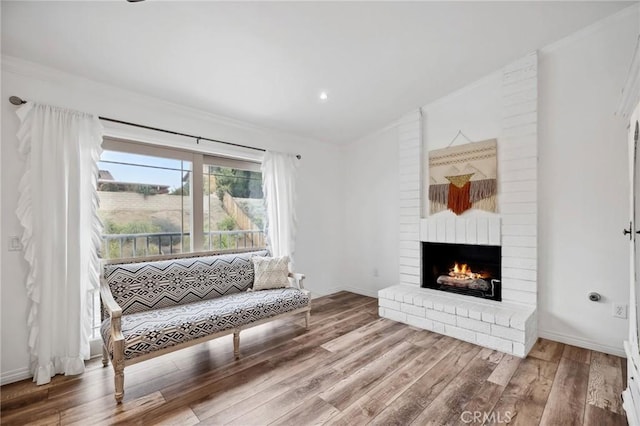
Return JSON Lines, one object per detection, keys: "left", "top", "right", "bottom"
{"left": 8, "top": 96, "right": 301, "bottom": 160}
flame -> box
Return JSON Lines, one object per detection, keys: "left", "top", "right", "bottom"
{"left": 449, "top": 262, "right": 483, "bottom": 280}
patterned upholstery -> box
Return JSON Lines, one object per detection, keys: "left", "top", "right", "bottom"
{"left": 103, "top": 250, "right": 269, "bottom": 315}
{"left": 101, "top": 287, "right": 309, "bottom": 360}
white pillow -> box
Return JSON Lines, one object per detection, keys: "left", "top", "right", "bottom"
{"left": 251, "top": 256, "right": 291, "bottom": 291}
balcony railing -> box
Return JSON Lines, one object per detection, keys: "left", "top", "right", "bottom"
{"left": 100, "top": 230, "right": 266, "bottom": 259}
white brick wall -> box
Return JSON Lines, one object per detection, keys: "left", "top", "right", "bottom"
{"left": 387, "top": 53, "right": 539, "bottom": 356}
{"left": 457, "top": 316, "right": 491, "bottom": 334}
{"left": 398, "top": 110, "right": 423, "bottom": 287}
{"left": 500, "top": 52, "right": 538, "bottom": 307}
{"left": 379, "top": 285, "right": 536, "bottom": 357}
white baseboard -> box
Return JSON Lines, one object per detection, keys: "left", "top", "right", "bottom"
{"left": 307, "top": 286, "right": 342, "bottom": 298}
{"left": 538, "top": 329, "right": 626, "bottom": 358}
{"left": 308, "top": 285, "right": 379, "bottom": 299}
{"left": 1, "top": 367, "right": 31, "bottom": 386}
{"left": 341, "top": 285, "right": 379, "bottom": 298}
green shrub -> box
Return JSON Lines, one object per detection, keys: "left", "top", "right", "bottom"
{"left": 152, "top": 217, "right": 181, "bottom": 233}
{"left": 102, "top": 219, "right": 160, "bottom": 235}
{"left": 216, "top": 186, "right": 229, "bottom": 202}
{"left": 217, "top": 216, "right": 237, "bottom": 231}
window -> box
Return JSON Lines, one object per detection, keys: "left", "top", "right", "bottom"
{"left": 98, "top": 150, "right": 192, "bottom": 258}
{"left": 202, "top": 163, "right": 266, "bottom": 251}
{"left": 93, "top": 138, "right": 266, "bottom": 335}
{"left": 97, "top": 138, "right": 266, "bottom": 258}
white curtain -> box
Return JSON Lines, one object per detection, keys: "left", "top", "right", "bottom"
{"left": 16, "top": 102, "right": 104, "bottom": 385}
{"left": 261, "top": 151, "right": 298, "bottom": 266}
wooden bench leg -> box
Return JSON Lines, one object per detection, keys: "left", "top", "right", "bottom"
{"left": 233, "top": 330, "right": 240, "bottom": 360}
{"left": 113, "top": 341, "right": 125, "bottom": 403}
{"left": 305, "top": 310, "right": 311, "bottom": 330}
{"left": 102, "top": 345, "right": 109, "bottom": 367}
{"left": 114, "top": 363, "right": 124, "bottom": 403}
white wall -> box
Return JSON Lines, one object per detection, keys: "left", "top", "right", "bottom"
{"left": 537, "top": 9, "right": 637, "bottom": 354}
{"left": 423, "top": 72, "right": 502, "bottom": 153}
{"left": 0, "top": 57, "right": 345, "bottom": 383}
{"left": 343, "top": 6, "right": 638, "bottom": 356}
{"left": 422, "top": 71, "right": 502, "bottom": 210}
{"left": 341, "top": 125, "right": 400, "bottom": 297}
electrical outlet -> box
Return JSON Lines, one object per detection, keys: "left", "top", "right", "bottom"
{"left": 613, "top": 303, "right": 628, "bottom": 319}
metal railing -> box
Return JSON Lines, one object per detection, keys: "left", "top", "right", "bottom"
{"left": 101, "top": 230, "right": 266, "bottom": 259}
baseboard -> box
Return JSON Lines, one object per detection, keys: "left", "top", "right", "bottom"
{"left": 341, "top": 285, "right": 379, "bottom": 298}
{"left": 308, "top": 286, "right": 342, "bottom": 298}
{"left": 1, "top": 367, "right": 31, "bottom": 386}
{"left": 538, "top": 329, "right": 626, "bottom": 358}
{"left": 309, "top": 285, "right": 379, "bottom": 299}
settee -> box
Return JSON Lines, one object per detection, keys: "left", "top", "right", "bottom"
{"left": 100, "top": 249, "right": 310, "bottom": 402}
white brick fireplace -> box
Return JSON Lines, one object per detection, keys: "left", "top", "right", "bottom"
{"left": 379, "top": 52, "right": 538, "bottom": 357}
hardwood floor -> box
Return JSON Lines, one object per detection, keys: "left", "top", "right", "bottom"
{"left": 0, "top": 292, "right": 628, "bottom": 425}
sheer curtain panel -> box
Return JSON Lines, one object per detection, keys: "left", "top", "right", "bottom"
{"left": 16, "top": 103, "right": 104, "bottom": 385}
{"left": 261, "top": 151, "right": 298, "bottom": 266}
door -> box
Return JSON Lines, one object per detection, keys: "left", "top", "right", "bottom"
{"left": 626, "top": 104, "right": 640, "bottom": 424}
{"left": 628, "top": 103, "right": 640, "bottom": 353}
{"left": 633, "top": 111, "right": 640, "bottom": 350}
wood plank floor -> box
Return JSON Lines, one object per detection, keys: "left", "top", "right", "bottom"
{"left": 0, "top": 292, "right": 628, "bottom": 425}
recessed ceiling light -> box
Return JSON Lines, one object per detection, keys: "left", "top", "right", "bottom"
{"left": 319, "top": 91, "right": 328, "bottom": 101}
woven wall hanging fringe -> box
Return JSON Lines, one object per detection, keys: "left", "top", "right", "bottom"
{"left": 428, "top": 184, "right": 449, "bottom": 205}
{"left": 469, "top": 179, "right": 497, "bottom": 203}
{"left": 428, "top": 138, "right": 498, "bottom": 215}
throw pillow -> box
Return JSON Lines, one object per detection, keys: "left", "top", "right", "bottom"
{"left": 251, "top": 256, "right": 291, "bottom": 291}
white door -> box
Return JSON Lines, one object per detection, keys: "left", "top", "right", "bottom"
{"left": 623, "top": 104, "right": 640, "bottom": 426}
{"left": 633, "top": 109, "right": 640, "bottom": 349}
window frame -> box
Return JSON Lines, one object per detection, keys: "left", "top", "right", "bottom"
{"left": 101, "top": 136, "right": 264, "bottom": 254}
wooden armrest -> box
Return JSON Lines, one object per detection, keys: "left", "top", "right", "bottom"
{"left": 288, "top": 272, "right": 306, "bottom": 290}
{"left": 100, "top": 282, "right": 124, "bottom": 341}
{"left": 100, "top": 282, "right": 122, "bottom": 319}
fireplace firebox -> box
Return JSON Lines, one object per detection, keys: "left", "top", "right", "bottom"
{"left": 422, "top": 242, "right": 501, "bottom": 301}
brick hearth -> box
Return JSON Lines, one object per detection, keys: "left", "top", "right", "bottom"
{"left": 378, "top": 285, "right": 536, "bottom": 357}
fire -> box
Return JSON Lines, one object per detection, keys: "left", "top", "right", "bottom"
{"left": 449, "top": 262, "right": 483, "bottom": 280}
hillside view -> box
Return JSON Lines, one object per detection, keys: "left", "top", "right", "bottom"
{"left": 98, "top": 164, "right": 266, "bottom": 258}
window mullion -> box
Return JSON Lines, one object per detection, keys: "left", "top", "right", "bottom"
{"left": 192, "top": 153, "right": 204, "bottom": 252}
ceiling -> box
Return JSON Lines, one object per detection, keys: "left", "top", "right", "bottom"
{"left": 1, "top": 1, "right": 635, "bottom": 145}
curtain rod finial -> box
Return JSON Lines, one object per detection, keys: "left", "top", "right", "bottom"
{"left": 9, "top": 96, "right": 26, "bottom": 105}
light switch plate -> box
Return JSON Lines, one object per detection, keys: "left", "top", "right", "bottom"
{"left": 8, "top": 236, "right": 22, "bottom": 251}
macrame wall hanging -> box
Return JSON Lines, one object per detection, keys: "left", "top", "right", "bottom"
{"left": 428, "top": 138, "right": 498, "bottom": 215}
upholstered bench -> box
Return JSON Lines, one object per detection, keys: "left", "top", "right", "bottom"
{"left": 100, "top": 249, "right": 310, "bottom": 403}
